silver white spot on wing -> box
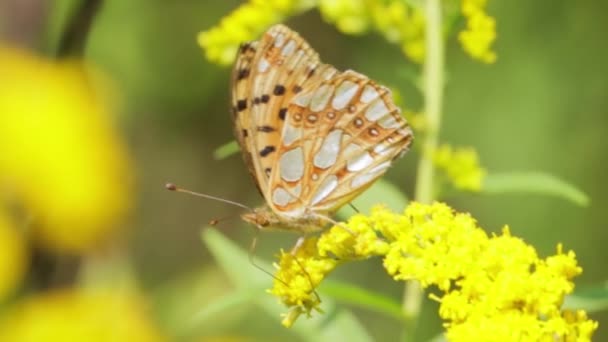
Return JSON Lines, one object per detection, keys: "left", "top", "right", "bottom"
{"left": 344, "top": 143, "right": 374, "bottom": 172}
{"left": 272, "top": 187, "right": 291, "bottom": 206}
{"left": 282, "top": 121, "right": 300, "bottom": 146}
{"left": 332, "top": 81, "right": 359, "bottom": 110}
{"left": 311, "top": 175, "right": 338, "bottom": 205}
{"left": 378, "top": 112, "right": 402, "bottom": 129}
{"left": 293, "top": 91, "right": 312, "bottom": 107}
{"left": 279, "top": 147, "right": 304, "bottom": 182}
{"left": 374, "top": 143, "right": 390, "bottom": 155}
{"left": 281, "top": 39, "right": 296, "bottom": 56}
{"left": 350, "top": 162, "right": 391, "bottom": 188}
{"left": 313, "top": 129, "right": 343, "bottom": 169}
{"left": 360, "top": 85, "right": 380, "bottom": 103}
{"left": 309, "top": 84, "right": 334, "bottom": 112}
{"left": 258, "top": 58, "right": 270, "bottom": 72}
{"left": 365, "top": 98, "right": 390, "bottom": 122}
{"left": 274, "top": 33, "right": 285, "bottom": 47}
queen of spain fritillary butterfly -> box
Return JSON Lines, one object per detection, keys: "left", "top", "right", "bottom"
{"left": 231, "top": 25, "right": 413, "bottom": 233}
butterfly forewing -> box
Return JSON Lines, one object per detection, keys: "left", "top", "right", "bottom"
{"left": 231, "top": 25, "right": 413, "bottom": 230}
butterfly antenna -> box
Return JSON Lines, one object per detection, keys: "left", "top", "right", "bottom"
{"left": 208, "top": 214, "right": 240, "bottom": 226}
{"left": 165, "top": 182, "right": 253, "bottom": 211}
{"left": 248, "top": 232, "right": 291, "bottom": 288}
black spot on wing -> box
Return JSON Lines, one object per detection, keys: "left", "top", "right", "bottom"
{"left": 236, "top": 68, "right": 250, "bottom": 81}
{"left": 257, "top": 125, "right": 276, "bottom": 133}
{"left": 236, "top": 99, "right": 247, "bottom": 111}
{"left": 278, "top": 108, "right": 287, "bottom": 120}
{"left": 273, "top": 85, "right": 286, "bottom": 96}
{"left": 259, "top": 146, "right": 276, "bottom": 157}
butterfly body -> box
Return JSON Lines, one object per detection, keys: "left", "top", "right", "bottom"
{"left": 232, "top": 25, "right": 413, "bottom": 233}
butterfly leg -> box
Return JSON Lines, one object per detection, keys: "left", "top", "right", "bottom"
{"left": 312, "top": 212, "right": 356, "bottom": 237}
{"left": 290, "top": 236, "right": 306, "bottom": 255}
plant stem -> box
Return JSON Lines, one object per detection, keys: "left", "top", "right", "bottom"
{"left": 415, "top": 0, "right": 444, "bottom": 205}
{"left": 403, "top": 0, "right": 445, "bottom": 339}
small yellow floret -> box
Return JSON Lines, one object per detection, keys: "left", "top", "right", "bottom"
{"left": 434, "top": 144, "right": 486, "bottom": 191}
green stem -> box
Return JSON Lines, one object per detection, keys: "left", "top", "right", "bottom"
{"left": 403, "top": 0, "right": 445, "bottom": 339}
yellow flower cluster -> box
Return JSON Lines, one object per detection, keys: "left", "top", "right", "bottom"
{"left": 198, "top": 0, "right": 316, "bottom": 65}
{"left": 270, "top": 203, "right": 598, "bottom": 340}
{"left": 459, "top": 0, "right": 497, "bottom": 63}
{"left": 0, "top": 289, "right": 164, "bottom": 341}
{"left": 199, "top": 0, "right": 497, "bottom": 66}
{"left": 318, "top": 0, "right": 370, "bottom": 34}
{"left": 0, "top": 46, "right": 133, "bottom": 253}
{"left": 433, "top": 144, "right": 486, "bottom": 192}
{"left": 270, "top": 237, "right": 336, "bottom": 327}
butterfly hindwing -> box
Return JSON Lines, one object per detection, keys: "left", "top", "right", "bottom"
{"left": 268, "top": 70, "right": 412, "bottom": 216}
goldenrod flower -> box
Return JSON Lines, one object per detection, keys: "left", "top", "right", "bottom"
{"left": 459, "top": 0, "right": 497, "bottom": 63}
{"left": 269, "top": 203, "right": 597, "bottom": 340}
{"left": 318, "top": 0, "right": 370, "bottom": 34}
{"left": 0, "top": 46, "right": 133, "bottom": 252}
{"left": 0, "top": 212, "right": 27, "bottom": 302}
{"left": 269, "top": 237, "right": 336, "bottom": 327}
{"left": 197, "top": 0, "right": 316, "bottom": 65}
{"left": 0, "top": 289, "right": 164, "bottom": 341}
{"left": 433, "top": 144, "right": 486, "bottom": 191}
{"left": 200, "top": 0, "right": 498, "bottom": 65}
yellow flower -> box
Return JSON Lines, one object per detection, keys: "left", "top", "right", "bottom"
{"left": 269, "top": 203, "right": 597, "bottom": 340}
{"left": 318, "top": 0, "right": 370, "bottom": 34}
{"left": 198, "top": 0, "right": 316, "bottom": 65}
{"left": 0, "top": 289, "right": 164, "bottom": 342}
{"left": 0, "top": 46, "right": 133, "bottom": 253}
{"left": 459, "top": 0, "right": 497, "bottom": 63}
{"left": 433, "top": 144, "right": 486, "bottom": 191}
{"left": 0, "top": 212, "right": 28, "bottom": 302}
{"left": 269, "top": 237, "right": 337, "bottom": 327}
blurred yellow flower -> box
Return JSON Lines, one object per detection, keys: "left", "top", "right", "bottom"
{"left": 270, "top": 203, "right": 597, "bottom": 340}
{"left": 0, "top": 46, "right": 133, "bottom": 253}
{"left": 318, "top": 0, "right": 370, "bottom": 34}
{"left": 200, "top": 0, "right": 497, "bottom": 66}
{"left": 459, "top": 0, "right": 497, "bottom": 63}
{"left": 0, "top": 212, "right": 28, "bottom": 302}
{"left": 0, "top": 289, "right": 164, "bottom": 342}
{"left": 198, "top": 0, "right": 316, "bottom": 65}
{"left": 433, "top": 144, "right": 486, "bottom": 191}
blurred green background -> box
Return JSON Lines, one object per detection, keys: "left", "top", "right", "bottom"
{"left": 1, "top": 0, "right": 606, "bottom": 340}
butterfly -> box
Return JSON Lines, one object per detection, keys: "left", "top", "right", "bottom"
{"left": 231, "top": 25, "right": 413, "bottom": 233}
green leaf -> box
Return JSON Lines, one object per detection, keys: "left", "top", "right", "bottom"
{"left": 176, "top": 288, "right": 258, "bottom": 336}
{"left": 482, "top": 172, "right": 590, "bottom": 207}
{"left": 337, "top": 179, "right": 409, "bottom": 220}
{"left": 201, "top": 229, "right": 373, "bottom": 342}
{"left": 213, "top": 140, "right": 239, "bottom": 160}
{"left": 320, "top": 280, "right": 404, "bottom": 321}
{"left": 563, "top": 285, "right": 608, "bottom": 313}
